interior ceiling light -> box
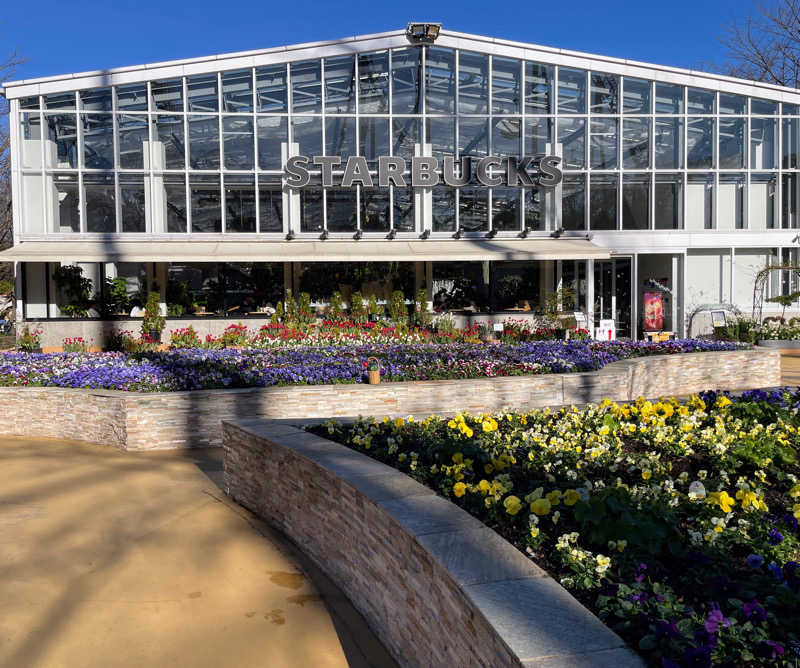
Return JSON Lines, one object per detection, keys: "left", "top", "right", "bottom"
{"left": 406, "top": 22, "right": 442, "bottom": 44}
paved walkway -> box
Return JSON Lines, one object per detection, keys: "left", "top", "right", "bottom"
{"left": 0, "top": 437, "right": 396, "bottom": 668}
{"left": 781, "top": 350, "right": 800, "bottom": 386}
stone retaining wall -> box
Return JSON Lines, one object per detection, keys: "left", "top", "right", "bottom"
{"left": 222, "top": 419, "right": 644, "bottom": 667}
{"left": 0, "top": 349, "right": 781, "bottom": 450}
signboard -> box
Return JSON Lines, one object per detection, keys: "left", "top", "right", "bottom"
{"left": 284, "top": 155, "right": 563, "bottom": 189}
{"left": 492, "top": 322, "right": 504, "bottom": 333}
{"left": 711, "top": 311, "right": 727, "bottom": 328}
{"left": 573, "top": 311, "right": 587, "bottom": 329}
{"left": 643, "top": 292, "right": 664, "bottom": 331}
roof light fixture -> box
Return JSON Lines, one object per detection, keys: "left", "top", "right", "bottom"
{"left": 286, "top": 229, "right": 295, "bottom": 241}
{"left": 420, "top": 229, "right": 430, "bottom": 240}
{"left": 486, "top": 229, "right": 498, "bottom": 239}
{"left": 320, "top": 229, "right": 329, "bottom": 240}
{"left": 406, "top": 22, "right": 442, "bottom": 44}
{"left": 387, "top": 229, "right": 397, "bottom": 240}
{"left": 354, "top": 229, "right": 363, "bottom": 240}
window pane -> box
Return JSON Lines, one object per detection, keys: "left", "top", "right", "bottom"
{"left": 655, "top": 174, "right": 682, "bottom": 230}
{"left": 116, "top": 83, "right": 147, "bottom": 111}
{"left": 326, "top": 189, "right": 357, "bottom": 232}
{"left": 719, "top": 117, "right": 745, "bottom": 169}
{"left": 492, "top": 57, "right": 521, "bottom": 114}
{"left": 432, "top": 188, "right": 455, "bottom": 231}
{"left": 591, "top": 73, "right": 619, "bottom": 114}
{"left": 622, "top": 117, "right": 650, "bottom": 169}
{"left": 393, "top": 185, "right": 415, "bottom": 231}
{"left": 426, "top": 47, "right": 455, "bottom": 113}
{"left": 51, "top": 173, "right": 80, "bottom": 233}
{"left": 525, "top": 117, "right": 551, "bottom": 154}
{"left": 300, "top": 187, "right": 323, "bottom": 232}
{"left": 82, "top": 114, "right": 114, "bottom": 169}
{"left": 222, "top": 69, "right": 253, "bottom": 113}
{"left": 151, "top": 79, "right": 183, "bottom": 112}
{"left": 359, "top": 117, "right": 390, "bottom": 166}
{"left": 258, "top": 175, "right": 283, "bottom": 232}
{"left": 687, "top": 88, "right": 715, "bottom": 114}
{"left": 20, "top": 113, "right": 43, "bottom": 169}
{"left": 361, "top": 188, "right": 390, "bottom": 231}
{"left": 751, "top": 117, "right": 777, "bottom": 169}
{"left": 524, "top": 188, "right": 545, "bottom": 230}
{"left": 257, "top": 116, "right": 288, "bottom": 170}
{"left": 590, "top": 118, "right": 618, "bottom": 169}
{"left": 718, "top": 173, "right": 745, "bottom": 229}
{"left": 256, "top": 64, "right": 288, "bottom": 112}
{"left": 225, "top": 175, "right": 256, "bottom": 232}
{"left": 222, "top": 116, "right": 255, "bottom": 170}
{"left": 187, "top": 74, "right": 218, "bottom": 112}
{"left": 783, "top": 118, "right": 798, "bottom": 168}
{"left": 44, "top": 92, "right": 76, "bottom": 110}
{"left": 749, "top": 173, "right": 776, "bottom": 230}
{"left": 459, "top": 187, "right": 489, "bottom": 231}
{"left": 163, "top": 174, "right": 187, "bottom": 233}
{"left": 492, "top": 118, "right": 521, "bottom": 157}
{"left": 558, "top": 67, "right": 586, "bottom": 113}
{"left": 20, "top": 96, "right": 40, "bottom": 110}
{"left": 46, "top": 114, "right": 78, "bottom": 168}
{"left": 655, "top": 83, "right": 683, "bottom": 114}
{"left": 188, "top": 115, "right": 220, "bottom": 170}
{"left": 558, "top": 118, "right": 586, "bottom": 169}
{"left": 622, "top": 174, "right": 650, "bottom": 230}
{"left": 291, "top": 60, "right": 322, "bottom": 113}
{"left": 458, "top": 51, "right": 489, "bottom": 114}
{"left": 491, "top": 187, "right": 520, "bottom": 231}
{"left": 325, "top": 116, "right": 356, "bottom": 160}
{"left": 80, "top": 88, "right": 112, "bottom": 111}
{"left": 525, "top": 62, "right": 552, "bottom": 114}
{"left": 562, "top": 174, "right": 586, "bottom": 230}
{"left": 784, "top": 103, "right": 799, "bottom": 115}
{"left": 152, "top": 115, "right": 185, "bottom": 169}
{"left": 623, "top": 78, "right": 650, "bottom": 114}
{"left": 358, "top": 51, "right": 389, "bottom": 114}
{"left": 324, "top": 55, "right": 356, "bottom": 114}
{"left": 391, "top": 47, "right": 422, "bottom": 114}
{"left": 392, "top": 117, "right": 420, "bottom": 160}
{"left": 686, "top": 173, "right": 713, "bottom": 230}
{"left": 84, "top": 173, "right": 116, "bottom": 233}
{"left": 782, "top": 174, "right": 798, "bottom": 228}
{"left": 291, "top": 116, "right": 322, "bottom": 156}
{"left": 655, "top": 117, "right": 683, "bottom": 169}
{"left": 752, "top": 98, "right": 778, "bottom": 115}
{"left": 120, "top": 174, "right": 146, "bottom": 233}
{"left": 687, "top": 117, "right": 715, "bottom": 168}
{"left": 590, "top": 174, "right": 617, "bottom": 230}
{"left": 427, "top": 117, "right": 456, "bottom": 159}
{"left": 459, "top": 117, "right": 488, "bottom": 158}
{"left": 190, "top": 174, "right": 221, "bottom": 232}
{"left": 118, "top": 114, "right": 148, "bottom": 169}
{"left": 719, "top": 93, "right": 746, "bottom": 115}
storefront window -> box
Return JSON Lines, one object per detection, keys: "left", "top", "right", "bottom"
{"left": 590, "top": 174, "right": 618, "bottom": 230}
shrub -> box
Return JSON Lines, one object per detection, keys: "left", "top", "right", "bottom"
{"left": 53, "top": 265, "right": 92, "bottom": 318}
{"left": 350, "top": 291, "right": 367, "bottom": 324}
{"left": 414, "top": 289, "right": 431, "bottom": 328}
{"left": 297, "top": 292, "right": 314, "bottom": 327}
{"left": 367, "top": 294, "right": 381, "bottom": 319}
{"left": 141, "top": 292, "right": 166, "bottom": 340}
{"left": 389, "top": 290, "right": 408, "bottom": 327}
{"left": 0, "top": 278, "right": 13, "bottom": 295}
{"left": 329, "top": 292, "right": 345, "bottom": 321}
{"left": 102, "top": 276, "right": 130, "bottom": 316}
{"left": 271, "top": 301, "right": 284, "bottom": 324}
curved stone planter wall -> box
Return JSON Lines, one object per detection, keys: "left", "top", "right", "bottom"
{"left": 0, "top": 349, "right": 781, "bottom": 450}
{"left": 758, "top": 340, "right": 800, "bottom": 349}
{"left": 222, "top": 419, "right": 645, "bottom": 667}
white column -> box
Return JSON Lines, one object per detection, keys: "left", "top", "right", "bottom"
{"left": 586, "top": 259, "right": 595, "bottom": 333}
{"left": 671, "top": 254, "right": 680, "bottom": 334}
{"left": 632, "top": 254, "right": 638, "bottom": 340}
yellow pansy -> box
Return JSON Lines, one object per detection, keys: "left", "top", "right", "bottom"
{"left": 563, "top": 489, "right": 581, "bottom": 506}
{"left": 531, "top": 498, "right": 552, "bottom": 516}
{"left": 453, "top": 482, "right": 467, "bottom": 498}
{"left": 503, "top": 495, "right": 523, "bottom": 515}
{"left": 707, "top": 491, "right": 736, "bottom": 513}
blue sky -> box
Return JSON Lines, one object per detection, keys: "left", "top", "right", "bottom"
{"left": 1, "top": 0, "right": 758, "bottom": 82}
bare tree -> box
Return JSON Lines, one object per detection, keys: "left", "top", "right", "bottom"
{"left": 717, "top": 0, "right": 800, "bottom": 86}
{"left": 0, "top": 50, "right": 24, "bottom": 283}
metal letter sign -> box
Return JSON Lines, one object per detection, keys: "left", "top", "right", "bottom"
{"left": 284, "top": 155, "right": 562, "bottom": 189}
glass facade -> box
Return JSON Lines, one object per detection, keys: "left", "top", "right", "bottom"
{"left": 12, "top": 41, "right": 800, "bottom": 237}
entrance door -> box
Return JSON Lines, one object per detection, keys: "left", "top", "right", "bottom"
{"left": 594, "top": 257, "right": 632, "bottom": 339}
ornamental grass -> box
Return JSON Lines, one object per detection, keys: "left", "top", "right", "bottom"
{"left": 312, "top": 389, "right": 800, "bottom": 666}
{"left": 0, "top": 340, "right": 742, "bottom": 392}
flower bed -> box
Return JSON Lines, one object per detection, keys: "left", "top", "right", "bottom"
{"left": 311, "top": 389, "right": 800, "bottom": 666}
{"left": 0, "top": 340, "right": 743, "bottom": 392}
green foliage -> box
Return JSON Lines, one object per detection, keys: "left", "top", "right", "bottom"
{"left": 414, "top": 289, "right": 431, "bottom": 328}
{"left": 53, "top": 265, "right": 92, "bottom": 318}
{"left": 434, "top": 313, "right": 457, "bottom": 336}
{"left": 272, "top": 300, "right": 284, "bottom": 324}
{"left": 103, "top": 329, "right": 137, "bottom": 352}
{"left": 167, "top": 304, "right": 185, "bottom": 317}
{"left": 102, "top": 276, "right": 130, "bottom": 316}
{"left": 17, "top": 325, "right": 41, "bottom": 352}
{"left": 349, "top": 291, "right": 367, "bottom": 324}
{"left": 169, "top": 326, "right": 201, "bottom": 348}
{"left": 389, "top": 290, "right": 408, "bottom": 327}
{"left": 328, "top": 291, "right": 345, "bottom": 321}
{"left": 140, "top": 292, "right": 165, "bottom": 339}
{"left": 297, "top": 292, "right": 314, "bottom": 327}
{"left": 0, "top": 278, "right": 13, "bottom": 295}
{"left": 367, "top": 294, "right": 381, "bottom": 319}
{"left": 283, "top": 291, "right": 298, "bottom": 326}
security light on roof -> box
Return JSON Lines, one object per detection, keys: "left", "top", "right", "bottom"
{"left": 406, "top": 23, "right": 441, "bottom": 43}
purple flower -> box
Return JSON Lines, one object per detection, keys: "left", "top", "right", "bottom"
{"left": 634, "top": 563, "right": 648, "bottom": 582}
{"left": 768, "top": 561, "right": 784, "bottom": 580}
{"left": 655, "top": 619, "right": 681, "bottom": 640}
{"left": 768, "top": 528, "right": 784, "bottom": 545}
{"left": 747, "top": 554, "right": 764, "bottom": 570}
{"left": 742, "top": 599, "right": 766, "bottom": 622}
{"left": 703, "top": 606, "right": 731, "bottom": 634}
{"left": 755, "top": 640, "right": 785, "bottom": 659}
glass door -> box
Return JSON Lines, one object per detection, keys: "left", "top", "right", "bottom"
{"left": 594, "top": 257, "right": 632, "bottom": 339}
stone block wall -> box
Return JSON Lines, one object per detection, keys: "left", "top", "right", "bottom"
{"left": 222, "top": 420, "right": 643, "bottom": 667}
{"left": 0, "top": 349, "right": 782, "bottom": 450}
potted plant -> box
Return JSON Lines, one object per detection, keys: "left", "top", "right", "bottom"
{"left": 365, "top": 356, "right": 381, "bottom": 384}
{"left": 18, "top": 325, "right": 42, "bottom": 353}
{"left": 367, "top": 294, "right": 381, "bottom": 322}
{"left": 141, "top": 291, "right": 166, "bottom": 343}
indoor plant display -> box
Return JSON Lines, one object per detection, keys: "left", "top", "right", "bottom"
{"left": 141, "top": 292, "right": 166, "bottom": 343}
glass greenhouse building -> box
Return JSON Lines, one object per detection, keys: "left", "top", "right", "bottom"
{"left": 2, "top": 26, "right": 800, "bottom": 344}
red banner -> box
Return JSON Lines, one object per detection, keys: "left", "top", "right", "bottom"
{"left": 643, "top": 292, "right": 663, "bottom": 331}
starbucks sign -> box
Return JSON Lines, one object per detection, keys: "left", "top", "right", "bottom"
{"left": 284, "top": 155, "right": 562, "bottom": 189}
